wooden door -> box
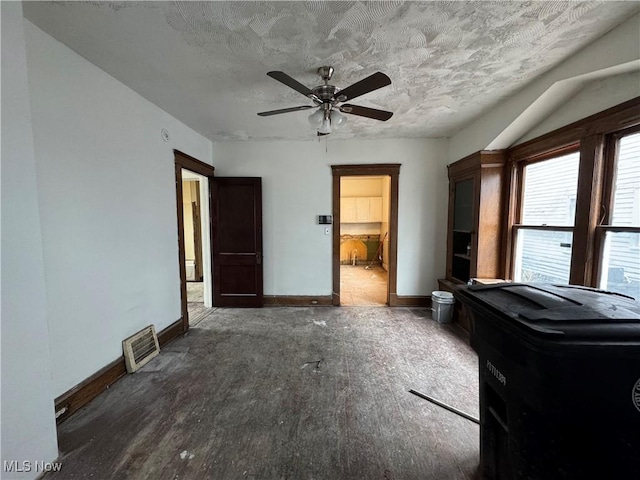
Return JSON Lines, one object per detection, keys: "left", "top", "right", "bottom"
{"left": 212, "top": 178, "right": 263, "bottom": 307}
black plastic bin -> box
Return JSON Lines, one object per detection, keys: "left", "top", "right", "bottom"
{"left": 454, "top": 283, "right": 640, "bottom": 480}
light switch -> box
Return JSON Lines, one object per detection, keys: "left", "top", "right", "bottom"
{"left": 324, "top": 227, "right": 330, "bottom": 235}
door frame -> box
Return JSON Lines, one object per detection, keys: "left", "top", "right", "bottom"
{"left": 174, "top": 150, "right": 215, "bottom": 332}
{"left": 331, "top": 164, "right": 401, "bottom": 306}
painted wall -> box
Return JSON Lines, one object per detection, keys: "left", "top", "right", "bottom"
{"left": 1, "top": 4, "right": 59, "bottom": 477}
{"left": 516, "top": 71, "right": 640, "bottom": 145}
{"left": 341, "top": 177, "right": 384, "bottom": 197}
{"left": 213, "top": 138, "right": 450, "bottom": 297}
{"left": 24, "top": 21, "right": 213, "bottom": 397}
{"left": 449, "top": 12, "right": 640, "bottom": 162}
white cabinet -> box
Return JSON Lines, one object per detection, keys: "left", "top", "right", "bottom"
{"left": 369, "top": 197, "right": 382, "bottom": 222}
{"left": 341, "top": 197, "right": 383, "bottom": 223}
{"left": 355, "top": 197, "right": 370, "bottom": 222}
{"left": 341, "top": 197, "right": 356, "bottom": 223}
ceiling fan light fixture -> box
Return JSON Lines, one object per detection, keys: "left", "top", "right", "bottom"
{"left": 318, "top": 116, "right": 332, "bottom": 134}
{"left": 331, "top": 110, "right": 347, "bottom": 130}
{"left": 308, "top": 108, "right": 324, "bottom": 128}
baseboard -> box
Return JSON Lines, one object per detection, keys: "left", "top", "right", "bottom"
{"left": 390, "top": 294, "right": 432, "bottom": 307}
{"left": 54, "top": 318, "right": 184, "bottom": 424}
{"left": 263, "top": 295, "right": 333, "bottom": 306}
{"left": 157, "top": 318, "right": 184, "bottom": 346}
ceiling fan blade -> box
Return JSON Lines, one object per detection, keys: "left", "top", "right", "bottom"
{"left": 257, "top": 105, "right": 315, "bottom": 117}
{"left": 340, "top": 104, "right": 393, "bottom": 121}
{"left": 336, "top": 72, "right": 391, "bottom": 102}
{"left": 267, "top": 71, "right": 315, "bottom": 98}
{"left": 317, "top": 131, "right": 330, "bottom": 137}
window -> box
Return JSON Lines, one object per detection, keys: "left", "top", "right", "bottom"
{"left": 597, "top": 131, "right": 640, "bottom": 299}
{"left": 505, "top": 98, "right": 639, "bottom": 298}
{"left": 513, "top": 152, "right": 580, "bottom": 283}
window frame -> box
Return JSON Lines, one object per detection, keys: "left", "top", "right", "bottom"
{"left": 592, "top": 124, "right": 640, "bottom": 291}
{"left": 510, "top": 146, "right": 581, "bottom": 284}
{"left": 503, "top": 97, "right": 640, "bottom": 287}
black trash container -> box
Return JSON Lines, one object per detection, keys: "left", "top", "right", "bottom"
{"left": 454, "top": 283, "right": 640, "bottom": 480}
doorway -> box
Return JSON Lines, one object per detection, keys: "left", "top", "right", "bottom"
{"left": 339, "top": 176, "right": 390, "bottom": 306}
{"left": 174, "top": 151, "right": 215, "bottom": 332}
{"left": 331, "top": 164, "right": 400, "bottom": 306}
{"left": 181, "top": 169, "right": 212, "bottom": 325}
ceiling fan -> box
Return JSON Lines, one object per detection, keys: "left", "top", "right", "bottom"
{"left": 257, "top": 66, "right": 393, "bottom": 136}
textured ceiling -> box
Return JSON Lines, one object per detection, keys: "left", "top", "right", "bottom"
{"left": 23, "top": 1, "right": 639, "bottom": 141}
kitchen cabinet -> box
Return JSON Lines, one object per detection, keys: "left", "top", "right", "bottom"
{"left": 341, "top": 197, "right": 383, "bottom": 223}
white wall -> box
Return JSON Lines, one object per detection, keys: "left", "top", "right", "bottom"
{"left": 1, "top": 4, "right": 59, "bottom": 477}
{"left": 516, "top": 71, "right": 640, "bottom": 145}
{"left": 24, "top": 21, "right": 213, "bottom": 397}
{"left": 449, "top": 12, "right": 640, "bottom": 162}
{"left": 213, "top": 138, "right": 450, "bottom": 297}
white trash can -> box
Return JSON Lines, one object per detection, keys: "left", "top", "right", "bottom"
{"left": 431, "top": 290, "right": 455, "bottom": 324}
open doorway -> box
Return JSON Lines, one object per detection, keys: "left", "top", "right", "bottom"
{"left": 174, "top": 151, "right": 215, "bottom": 332}
{"left": 331, "top": 164, "right": 400, "bottom": 307}
{"left": 181, "top": 169, "right": 212, "bottom": 325}
{"left": 339, "top": 176, "right": 390, "bottom": 306}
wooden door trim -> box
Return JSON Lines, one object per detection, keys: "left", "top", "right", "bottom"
{"left": 331, "top": 164, "right": 401, "bottom": 306}
{"left": 174, "top": 150, "right": 214, "bottom": 332}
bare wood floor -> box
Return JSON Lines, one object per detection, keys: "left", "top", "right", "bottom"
{"left": 46, "top": 307, "right": 479, "bottom": 480}
{"left": 187, "top": 282, "right": 213, "bottom": 326}
{"left": 340, "top": 265, "right": 388, "bottom": 306}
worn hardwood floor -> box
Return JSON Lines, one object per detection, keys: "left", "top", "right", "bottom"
{"left": 187, "top": 282, "right": 214, "bottom": 326}
{"left": 340, "top": 265, "right": 388, "bottom": 306}
{"left": 46, "top": 307, "right": 479, "bottom": 480}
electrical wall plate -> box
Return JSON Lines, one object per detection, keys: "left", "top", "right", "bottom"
{"left": 318, "top": 215, "right": 332, "bottom": 224}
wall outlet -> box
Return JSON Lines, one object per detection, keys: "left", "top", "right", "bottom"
{"left": 324, "top": 227, "right": 330, "bottom": 235}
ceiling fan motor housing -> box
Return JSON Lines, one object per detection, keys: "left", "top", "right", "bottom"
{"left": 311, "top": 85, "right": 341, "bottom": 104}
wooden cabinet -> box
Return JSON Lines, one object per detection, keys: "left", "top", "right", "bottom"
{"left": 445, "top": 150, "right": 506, "bottom": 285}
{"left": 341, "top": 197, "right": 383, "bottom": 223}
{"left": 439, "top": 150, "right": 506, "bottom": 335}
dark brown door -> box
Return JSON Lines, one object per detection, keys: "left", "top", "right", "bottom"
{"left": 212, "top": 178, "right": 263, "bottom": 307}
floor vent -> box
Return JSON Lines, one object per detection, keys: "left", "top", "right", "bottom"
{"left": 123, "top": 325, "right": 160, "bottom": 373}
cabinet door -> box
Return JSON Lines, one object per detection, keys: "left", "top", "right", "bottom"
{"left": 450, "top": 178, "right": 474, "bottom": 283}
{"left": 369, "top": 197, "right": 383, "bottom": 222}
{"left": 341, "top": 197, "right": 356, "bottom": 222}
{"left": 453, "top": 179, "right": 474, "bottom": 232}
{"left": 355, "top": 197, "right": 370, "bottom": 222}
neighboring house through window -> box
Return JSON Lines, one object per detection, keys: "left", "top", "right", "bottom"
{"left": 597, "top": 130, "right": 640, "bottom": 298}
{"left": 513, "top": 151, "right": 580, "bottom": 284}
